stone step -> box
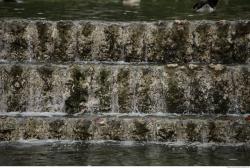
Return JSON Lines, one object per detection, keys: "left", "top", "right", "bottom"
{"left": 0, "top": 63, "right": 249, "bottom": 114}
{"left": 0, "top": 20, "right": 249, "bottom": 64}
{"left": 0, "top": 115, "right": 249, "bottom": 143}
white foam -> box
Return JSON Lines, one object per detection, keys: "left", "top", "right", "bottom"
{"left": 1, "top": 139, "right": 249, "bottom": 148}
{"left": 99, "top": 112, "right": 180, "bottom": 117}
{"left": 0, "top": 111, "right": 249, "bottom": 118}
{"left": 120, "top": 141, "right": 136, "bottom": 146}
{"left": 0, "top": 112, "right": 67, "bottom": 117}
{"left": 16, "top": 139, "right": 80, "bottom": 145}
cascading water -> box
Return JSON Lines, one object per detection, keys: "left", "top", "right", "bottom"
{"left": 0, "top": 20, "right": 249, "bottom": 144}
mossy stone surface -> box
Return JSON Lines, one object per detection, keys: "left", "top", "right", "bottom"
{"left": 65, "top": 67, "right": 89, "bottom": 114}
{"left": 95, "top": 68, "right": 112, "bottom": 112}
{"left": 135, "top": 68, "right": 153, "bottom": 113}
{"left": 6, "top": 65, "right": 27, "bottom": 112}
{"left": 117, "top": 68, "right": 132, "bottom": 113}
{"left": 35, "top": 21, "right": 54, "bottom": 61}
{"left": 4, "top": 20, "right": 28, "bottom": 61}
{"left": 165, "top": 77, "right": 186, "bottom": 114}
{"left": 78, "top": 22, "right": 96, "bottom": 61}
{"left": 53, "top": 21, "right": 76, "bottom": 62}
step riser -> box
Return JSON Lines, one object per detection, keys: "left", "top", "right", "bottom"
{"left": 0, "top": 116, "right": 249, "bottom": 143}
{"left": 0, "top": 20, "right": 249, "bottom": 64}
{"left": 0, "top": 64, "right": 249, "bottom": 114}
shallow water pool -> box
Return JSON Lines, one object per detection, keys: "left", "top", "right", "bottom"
{"left": 0, "top": 141, "right": 249, "bottom": 166}
{"left": 0, "top": 0, "right": 250, "bottom": 21}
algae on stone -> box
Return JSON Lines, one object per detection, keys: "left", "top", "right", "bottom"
{"left": 65, "top": 67, "right": 89, "bottom": 114}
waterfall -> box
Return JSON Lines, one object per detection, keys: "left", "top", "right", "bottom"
{"left": 0, "top": 19, "right": 249, "bottom": 143}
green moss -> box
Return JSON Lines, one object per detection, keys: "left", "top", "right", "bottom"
{"left": 9, "top": 65, "right": 23, "bottom": 78}
{"left": 160, "top": 22, "right": 190, "bottom": 63}
{"left": 241, "top": 67, "right": 250, "bottom": 113}
{"left": 36, "top": 22, "right": 53, "bottom": 60}
{"left": 117, "top": 69, "right": 131, "bottom": 113}
{"left": 38, "top": 66, "right": 54, "bottom": 92}
{"left": 194, "top": 23, "right": 214, "bottom": 62}
{"left": 82, "top": 22, "right": 95, "bottom": 37}
{"left": 65, "top": 67, "right": 89, "bottom": 114}
{"left": 165, "top": 78, "right": 185, "bottom": 113}
{"left": 36, "top": 22, "right": 51, "bottom": 43}
{"left": 189, "top": 79, "right": 209, "bottom": 113}
{"left": 6, "top": 21, "right": 28, "bottom": 36}
{"left": 235, "top": 21, "right": 250, "bottom": 37}
{"left": 53, "top": 21, "right": 74, "bottom": 62}
{"left": 208, "top": 122, "right": 225, "bottom": 143}
{"left": 95, "top": 68, "right": 112, "bottom": 112}
{"left": 0, "top": 121, "right": 15, "bottom": 141}
{"left": 6, "top": 21, "right": 28, "bottom": 61}
{"left": 49, "top": 119, "right": 64, "bottom": 139}
{"left": 146, "top": 23, "right": 165, "bottom": 63}
{"left": 73, "top": 120, "right": 92, "bottom": 140}
{"left": 103, "top": 24, "right": 122, "bottom": 61}
{"left": 125, "top": 24, "right": 145, "bottom": 62}
{"left": 79, "top": 41, "right": 93, "bottom": 60}
{"left": 154, "top": 23, "right": 169, "bottom": 63}
{"left": 6, "top": 65, "right": 27, "bottom": 112}
{"left": 157, "top": 128, "right": 176, "bottom": 142}
{"left": 170, "top": 22, "right": 190, "bottom": 62}
{"left": 133, "top": 120, "right": 149, "bottom": 139}
{"left": 136, "top": 69, "right": 153, "bottom": 113}
{"left": 156, "top": 22, "right": 190, "bottom": 63}
{"left": 7, "top": 96, "right": 26, "bottom": 112}
{"left": 186, "top": 122, "right": 201, "bottom": 142}
{"left": 212, "top": 81, "right": 230, "bottom": 114}
{"left": 23, "top": 119, "right": 42, "bottom": 139}
{"left": 10, "top": 38, "right": 28, "bottom": 56}
{"left": 232, "top": 22, "right": 250, "bottom": 63}
{"left": 106, "top": 120, "right": 122, "bottom": 140}
{"left": 79, "top": 22, "right": 95, "bottom": 60}
{"left": 0, "top": 130, "right": 13, "bottom": 141}
{"left": 233, "top": 123, "right": 249, "bottom": 142}
{"left": 213, "top": 22, "right": 234, "bottom": 63}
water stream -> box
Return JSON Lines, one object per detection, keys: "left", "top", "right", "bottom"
{"left": 0, "top": 0, "right": 249, "bottom": 165}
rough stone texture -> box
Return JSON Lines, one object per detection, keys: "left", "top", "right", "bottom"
{"left": 0, "top": 115, "right": 250, "bottom": 143}
{"left": 0, "top": 19, "right": 249, "bottom": 144}
{"left": 0, "top": 20, "right": 249, "bottom": 64}
{"left": 0, "top": 64, "right": 249, "bottom": 114}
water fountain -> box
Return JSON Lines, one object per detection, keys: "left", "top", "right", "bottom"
{"left": 0, "top": 19, "right": 249, "bottom": 143}
{"left": 0, "top": 0, "right": 249, "bottom": 165}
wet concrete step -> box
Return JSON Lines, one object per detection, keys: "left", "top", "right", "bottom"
{"left": 0, "top": 63, "right": 249, "bottom": 114}
{"left": 0, "top": 115, "right": 250, "bottom": 143}
{"left": 0, "top": 20, "right": 249, "bottom": 64}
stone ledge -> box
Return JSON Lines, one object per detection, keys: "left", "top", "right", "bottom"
{"left": 0, "top": 115, "right": 250, "bottom": 143}
{"left": 0, "top": 19, "right": 249, "bottom": 64}
{"left": 0, "top": 64, "right": 249, "bottom": 114}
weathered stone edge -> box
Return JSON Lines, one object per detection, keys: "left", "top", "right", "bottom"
{"left": 0, "top": 63, "right": 249, "bottom": 114}
{"left": 0, "top": 115, "right": 250, "bottom": 143}
{"left": 0, "top": 19, "right": 249, "bottom": 64}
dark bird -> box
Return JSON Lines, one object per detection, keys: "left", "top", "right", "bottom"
{"left": 193, "top": 0, "right": 219, "bottom": 13}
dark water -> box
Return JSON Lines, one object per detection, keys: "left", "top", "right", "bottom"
{"left": 0, "top": 141, "right": 250, "bottom": 166}
{"left": 0, "top": 0, "right": 250, "bottom": 21}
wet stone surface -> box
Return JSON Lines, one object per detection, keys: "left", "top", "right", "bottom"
{"left": 0, "top": 19, "right": 249, "bottom": 145}
{"left": 0, "top": 116, "right": 249, "bottom": 143}
{"left": 0, "top": 64, "right": 249, "bottom": 114}
{"left": 0, "top": 20, "right": 249, "bottom": 64}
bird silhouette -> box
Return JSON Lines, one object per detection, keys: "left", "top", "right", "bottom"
{"left": 193, "top": 0, "right": 219, "bottom": 13}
